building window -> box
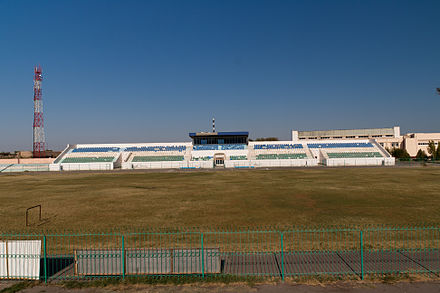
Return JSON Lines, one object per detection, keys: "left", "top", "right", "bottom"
{"left": 346, "top": 136, "right": 355, "bottom": 138}
{"left": 419, "top": 142, "right": 439, "bottom": 146}
{"left": 333, "top": 136, "right": 343, "bottom": 139}
{"left": 359, "top": 136, "right": 368, "bottom": 138}
{"left": 372, "top": 135, "right": 382, "bottom": 138}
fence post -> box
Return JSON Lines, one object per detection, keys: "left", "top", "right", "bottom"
{"left": 121, "top": 234, "right": 125, "bottom": 280}
{"left": 280, "top": 232, "right": 285, "bottom": 281}
{"left": 201, "top": 232, "right": 205, "bottom": 279}
{"left": 360, "top": 230, "right": 364, "bottom": 280}
{"left": 43, "top": 235, "right": 47, "bottom": 283}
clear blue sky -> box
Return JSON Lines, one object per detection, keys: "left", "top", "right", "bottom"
{"left": 0, "top": 0, "right": 439, "bottom": 151}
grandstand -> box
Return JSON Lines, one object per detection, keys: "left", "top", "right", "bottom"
{"left": 307, "top": 141, "right": 393, "bottom": 166}
{"left": 53, "top": 146, "right": 121, "bottom": 171}
{"left": 49, "top": 130, "right": 394, "bottom": 171}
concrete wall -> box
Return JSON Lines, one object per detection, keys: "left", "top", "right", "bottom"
{"left": 323, "top": 157, "right": 395, "bottom": 167}
{"left": 120, "top": 159, "right": 319, "bottom": 170}
{"left": 60, "top": 163, "right": 114, "bottom": 171}
{"left": 0, "top": 164, "right": 50, "bottom": 173}
{"left": 49, "top": 164, "right": 61, "bottom": 171}
{"left": 224, "top": 159, "right": 318, "bottom": 168}
{"left": 123, "top": 161, "right": 213, "bottom": 169}
{"left": 0, "top": 158, "right": 55, "bottom": 164}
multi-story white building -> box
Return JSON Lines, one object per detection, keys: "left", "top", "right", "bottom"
{"left": 292, "top": 126, "right": 440, "bottom": 157}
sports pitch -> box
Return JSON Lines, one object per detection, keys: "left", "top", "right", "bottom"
{"left": 1, "top": 166, "right": 439, "bottom": 231}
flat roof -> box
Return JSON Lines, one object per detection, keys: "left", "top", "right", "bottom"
{"left": 189, "top": 131, "right": 249, "bottom": 137}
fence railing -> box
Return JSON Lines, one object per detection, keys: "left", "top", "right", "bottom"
{"left": 0, "top": 226, "right": 439, "bottom": 282}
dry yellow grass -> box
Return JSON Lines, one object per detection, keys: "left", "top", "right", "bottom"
{"left": 0, "top": 166, "right": 439, "bottom": 232}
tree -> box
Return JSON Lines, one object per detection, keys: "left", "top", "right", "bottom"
{"left": 390, "top": 148, "right": 410, "bottom": 159}
{"left": 436, "top": 143, "right": 440, "bottom": 161}
{"left": 427, "top": 140, "right": 437, "bottom": 160}
{"left": 415, "top": 149, "right": 428, "bottom": 160}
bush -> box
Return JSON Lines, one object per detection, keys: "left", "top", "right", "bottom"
{"left": 390, "top": 148, "right": 410, "bottom": 159}
{"left": 427, "top": 140, "right": 437, "bottom": 160}
{"left": 436, "top": 144, "right": 440, "bottom": 161}
{"left": 415, "top": 149, "right": 428, "bottom": 161}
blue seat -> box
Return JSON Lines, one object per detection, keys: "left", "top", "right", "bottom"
{"left": 72, "top": 147, "right": 120, "bottom": 153}
{"left": 253, "top": 144, "right": 303, "bottom": 150}
{"left": 125, "top": 146, "right": 187, "bottom": 152}
{"left": 307, "top": 143, "right": 373, "bottom": 148}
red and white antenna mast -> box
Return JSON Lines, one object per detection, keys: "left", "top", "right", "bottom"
{"left": 33, "top": 65, "right": 46, "bottom": 158}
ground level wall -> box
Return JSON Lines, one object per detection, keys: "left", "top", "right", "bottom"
{"left": 323, "top": 157, "right": 395, "bottom": 167}
{"left": 0, "top": 158, "right": 55, "bottom": 164}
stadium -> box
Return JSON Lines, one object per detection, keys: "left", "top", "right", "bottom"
{"left": 3, "top": 121, "right": 440, "bottom": 282}
{"left": 47, "top": 128, "right": 395, "bottom": 172}
{"left": 2, "top": 2, "right": 440, "bottom": 290}
{"left": 1, "top": 81, "right": 440, "bottom": 284}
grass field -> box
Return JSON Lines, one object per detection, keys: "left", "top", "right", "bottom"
{"left": 1, "top": 166, "right": 440, "bottom": 232}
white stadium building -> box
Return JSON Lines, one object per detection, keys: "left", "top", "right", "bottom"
{"left": 49, "top": 130, "right": 395, "bottom": 171}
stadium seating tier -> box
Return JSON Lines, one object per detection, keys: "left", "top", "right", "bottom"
{"left": 132, "top": 156, "right": 184, "bottom": 162}
{"left": 61, "top": 157, "right": 114, "bottom": 163}
{"left": 193, "top": 144, "right": 246, "bottom": 151}
{"left": 230, "top": 155, "right": 247, "bottom": 160}
{"left": 253, "top": 144, "right": 303, "bottom": 150}
{"left": 307, "top": 143, "right": 373, "bottom": 148}
{"left": 72, "top": 147, "right": 120, "bottom": 153}
{"left": 327, "top": 152, "right": 383, "bottom": 158}
{"left": 125, "top": 146, "right": 187, "bottom": 152}
{"left": 191, "top": 156, "right": 212, "bottom": 161}
{"left": 256, "top": 153, "right": 307, "bottom": 160}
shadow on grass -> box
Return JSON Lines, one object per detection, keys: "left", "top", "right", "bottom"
{"left": 60, "top": 275, "right": 267, "bottom": 289}
{"left": 0, "top": 282, "right": 36, "bottom": 293}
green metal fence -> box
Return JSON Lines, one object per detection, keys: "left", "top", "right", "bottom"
{"left": 0, "top": 226, "right": 438, "bottom": 282}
